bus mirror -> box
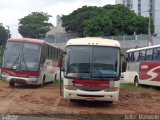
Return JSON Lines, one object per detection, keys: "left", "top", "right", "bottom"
{"left": 58, "top": 53, "right": 64, "bottom": 67}
{"left": 1, "top": 46, "right": 6, "bottom": 49}
{"left": 58, "top": 52, "right": 66, "bottom": 68}
{"left": 62, "top": 52, "right": 67, "bottom": 55}
{"left": 126, "top": 58, "right": 128, "bottom": 62}
{"left": 122, "top": 61, "right": 127, "bottom": 72}
{"left": 58, "top": 56, "right": 63, "bottom": 68}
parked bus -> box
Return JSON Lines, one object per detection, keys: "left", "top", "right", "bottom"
{"left": 124, "top": 45, "right": 160, "bottom": 87}
{"left": 1, "top": 38, "right": 62, "bottom": 87}
{"left": 59, "top": 37, "right": 123, "bottom": 102}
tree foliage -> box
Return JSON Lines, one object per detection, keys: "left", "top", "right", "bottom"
{"left": 62, "top": 6, "right": 104, "bottom": 37}
{"left": 18, "top": 12, "right": 53, "bottom": 38}
{"left": 62, "top": 4, "right": 154, "bottom": 37}
{"left": 84, "top": 14, "right": 112, "bottom": 36}
{"left": 0, "top": 23, "right": 10, "bottom": 46}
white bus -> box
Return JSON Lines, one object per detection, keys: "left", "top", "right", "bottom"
{"left": 2, "top": 38, "right": 62, "bottom": 87}
{"left": 124, "top": 45, "right": 160, "bottom": 87}
{"left": 59, "top": 37, "right": 122, "bottom": 102}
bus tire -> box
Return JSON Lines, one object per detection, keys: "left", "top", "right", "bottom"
{"left": 69, "top": 99, "right": 77, "bottom": 102}
{"left": 9, "top": 81, "right": 15, "bottom": 87}
{"left": 41, "top": 75, "right": 45, "bottom": 86}
{"left": 134, "top": 76, "right": 139, "bottom": 87}
{"left": 107, "top": 101, "right": 113, "bottom": 104}
{"left": 55, "top": 74, "right": 57, "bottom": 82}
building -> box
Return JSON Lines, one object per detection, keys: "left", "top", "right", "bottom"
{"left": 115, "top": 0, "right": 160, "bottom": 36}
{"left": 45, "top": 15, "right": 77, "bottom": 44}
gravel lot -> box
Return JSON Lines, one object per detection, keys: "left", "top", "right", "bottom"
{"left": 0, "top": 81, "right": 160, "bottom": 120}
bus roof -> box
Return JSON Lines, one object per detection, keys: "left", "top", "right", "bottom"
{"left": 66, "top": 37, "right": 121, "bottom": 47}
{"left": 126, "top": 44, "right": 160, "bottom": 53}
{"left": 8, "top": 38, "right": 45, "bottom": 45}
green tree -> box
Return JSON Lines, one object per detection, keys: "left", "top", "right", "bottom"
{"left": 84, "top": 14, "right": 112, "bottom": 36}
{"left": 62, "top": 6, "right": 103, "bottom": 37}
{"left": 18, "top": 12, "right": 53, "bottom": 38}
{"left": 62, "top": 5, "right": 153, "bottom": 37}
{"left": 0, "top": 23, "right": 10, "bottom": 46}
{"left": 107, "top": 4, "right": 153, "bottom": 35}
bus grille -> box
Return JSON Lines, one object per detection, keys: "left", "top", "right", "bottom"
{"left": 77, "top": 94, "right": 104, "bottom": 98}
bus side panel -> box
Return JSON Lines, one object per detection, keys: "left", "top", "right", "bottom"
{"left": 124, "top": 62, "right": 139, "bottom": 83}
{"left": 139, "top": 61, "right": 160, "bottom": 86}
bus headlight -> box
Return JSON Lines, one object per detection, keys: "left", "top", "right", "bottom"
{"left": 105, "top": 87, "right": 119, "bottom": 92}
{"left": 64, "top": 85, "right": 77, "bottom": 90}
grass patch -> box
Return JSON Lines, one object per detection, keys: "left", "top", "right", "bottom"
{"left": 120, "top": 83, "right": 139, "bottom": 89}
{"left": 120, "top": 83, "right": 157, "bottom": 91}
{"left": 0, "top": 78, "right": 6, "bottom": 84}
{"left": 120, "top": 83, "right": 160, "bottom": 91}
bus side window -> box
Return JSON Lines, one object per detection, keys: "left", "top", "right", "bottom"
{"left": 130, "top": 52, "right": 135, "bottom": 62}
{"left": 138, "top": 50, "right": 146, "bottom": 61}
{"left": 41, "top": 46, "right": 46, "bottom": 63}
{"left": 157, "top": 50, "right": 160, "bottom": 60}
{"left": 126, "top": 53, "right": 130, "bottom": 62}
{"left": 133, "top": 51, "right": 139, "bottom": 62}
{"left": 146, "top": 49, "right": 153, "bottom": 61}
{"left": 47, "top": 45, "right": 49, "bottom": 59}
{"left": 153, "top": 48, "right": 160, "bottom": 61}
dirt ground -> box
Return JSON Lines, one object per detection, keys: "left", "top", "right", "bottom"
{"left": 0, "top": 81, "right": 160, "bottom": 120}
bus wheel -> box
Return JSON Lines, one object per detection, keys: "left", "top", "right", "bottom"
{"left": 55, "top": 74, "right": 57, "bottom": 82}
{"left": 69, "top": 99, "right": 77, "bottom": 102}
{"left": 9, "top": 81, "right": 15, "bottom": 87}
{"left": 107, "top": 101, "right": 113, "bottom": 104}
{"left": 41, "top": 75, "right": 45, "bottom": 86}
{"left": 134, "top": 77, "right": 139, "bottom": 87}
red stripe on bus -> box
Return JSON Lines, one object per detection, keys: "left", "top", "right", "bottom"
{"left": 72, "top": 80, "right": 110, "bottom": 88}
{"left": 2, "top": 68, "right": 40, "bottom": 78}
{"left": 8, "top": 38, "right": 44, "bottom": 45}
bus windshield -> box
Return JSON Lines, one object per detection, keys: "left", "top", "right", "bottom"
{"left": 3, "top": 41, "right": 42, "bottom": 71}
{"left": 65, "top": 46, "right": 120, "bottom": 79}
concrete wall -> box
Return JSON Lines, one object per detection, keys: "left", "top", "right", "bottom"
{"left": 49, "top": 36, "right": 160, "bottom": 52}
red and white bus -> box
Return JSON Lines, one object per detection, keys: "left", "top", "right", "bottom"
{"left": 59, "top": 37, "right": 122, "bottom": 102}
{"left": 124, "top": 45, "right": 160, "bottom": 87}
{"left": 2, "top": 38, "right": 62, "bottom": 87}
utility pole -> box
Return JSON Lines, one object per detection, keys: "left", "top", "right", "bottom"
{"left": 148, "top": 14, "right": 152, "bottom": 46}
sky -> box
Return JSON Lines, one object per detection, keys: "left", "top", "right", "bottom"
{"left": 0, "top": 0, "right": 115, "bottom": 38}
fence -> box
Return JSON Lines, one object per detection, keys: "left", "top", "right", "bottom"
{"left": 102, "top": 34, "right": 148, "bottom": 41}
{"left": 45, "top": 34, "right": 160, "bottom": 51}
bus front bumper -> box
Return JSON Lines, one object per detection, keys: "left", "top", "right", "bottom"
{"left": 2, "top": 74, "right": 39, "bottom": 85}
{"left": 64, "top": 88, "right": 119, "bottom": 101}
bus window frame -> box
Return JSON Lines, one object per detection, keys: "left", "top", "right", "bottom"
{"left": 153, "top": 47, "right": 160, "bottom": 61}
{"left": 138, "top": 50, "right": 146, "bottom": 61}
{"left": 145, "top": 48, "right": 153, "bottom": 61}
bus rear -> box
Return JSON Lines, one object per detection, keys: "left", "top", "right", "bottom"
{"left": 2, "top": 38, "right": 43, "bottom": 86}
{"left": 61, "top": 37, "right": 121, "bottom": 102}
